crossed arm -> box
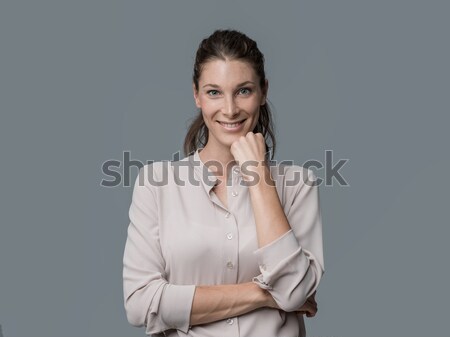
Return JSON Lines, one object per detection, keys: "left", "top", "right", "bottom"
{"left": 190, "top": 283, "right": 317, "bottom": 326}
{"left": 190, "top": 160, "right": 319, "bottom": 326}
{"left": 123, "top": 154, "right": 324, "bottom": 334}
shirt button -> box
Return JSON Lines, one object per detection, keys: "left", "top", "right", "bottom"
{"left": 226, "top": 261, "right": 234, "bottom": 269}
{"left": 225, "top": 212, "right": 230, "bottom": 218}
{"left": 226, "top": 318, "right": 234, "bottom": 325}
{"left": 226, "top": 233, "right": 233, "bottom": 240}
{"left": 233, "top": 167, "right": 240, "bottom": 174}
{"left": 231, "top": 190, "right": 238, "bottom": 197}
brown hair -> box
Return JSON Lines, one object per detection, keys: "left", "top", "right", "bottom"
{"left": 184, "top": 29, "right": 276, "bottom": 161}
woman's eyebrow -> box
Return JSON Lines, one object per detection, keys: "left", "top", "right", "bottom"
{"left": 202, "top": 81, "right": 255, "bottom": 89}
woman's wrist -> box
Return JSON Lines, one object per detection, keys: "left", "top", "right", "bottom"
{"left": 249, "top": 282, "right": 275, "bottom": 309}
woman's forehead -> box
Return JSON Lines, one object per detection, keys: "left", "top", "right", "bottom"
{"left": 199, "top": 59, "right": 258, "bottom": 86}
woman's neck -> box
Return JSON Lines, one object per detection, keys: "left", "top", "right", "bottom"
{"left": 198, "top": 143, "right": 237, "bottom": 178}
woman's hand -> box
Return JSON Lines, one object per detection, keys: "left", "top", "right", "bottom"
{"left": 296, "top": 291, "right": 318, "bottom": 317}
{"left": 230, "top": 132, "right": 267, "bottom": 183}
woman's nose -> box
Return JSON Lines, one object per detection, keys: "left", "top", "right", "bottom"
{"left": 223, "top": 96, "right": 239, "bottom": 118}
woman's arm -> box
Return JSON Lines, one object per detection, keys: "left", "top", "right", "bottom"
{"left": 247, "top": 165, "right": 291, "bottom": 246}
{"left": 124, "top": 164, "right": 198, "bottom": 335}
{"left": 230, "top": 133, "right": 325, "bottom": 312}
{"left": 249, "top": 166, "right": 324, "bottom": 312}
{"left": 189, "top": 281, "right": 270, "bottom": 326}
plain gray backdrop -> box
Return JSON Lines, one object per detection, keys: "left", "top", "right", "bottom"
{"left": 1, "top": 1, "right": 449, "bottom": 336}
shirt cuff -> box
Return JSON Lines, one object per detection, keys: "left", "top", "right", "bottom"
{"left": 157, "top": 284, "right": 196, "bottom": 334}
{"left": 252, "top": 229, "right": 303, "bottom": 288}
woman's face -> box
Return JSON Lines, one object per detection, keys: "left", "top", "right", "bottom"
{"left": 193, "top": 58, "right": 267, "bottom": 150}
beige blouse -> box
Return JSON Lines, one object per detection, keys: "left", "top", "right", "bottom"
{"left": 123, "top": 148, "right": 325, "bottom": 337}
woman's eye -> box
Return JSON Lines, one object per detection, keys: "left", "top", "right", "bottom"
{"left": 207, "top": 90, "right": 220, "bottom": 96}
{"left": 238, "top": 88, "right": 252, "bottom": 95}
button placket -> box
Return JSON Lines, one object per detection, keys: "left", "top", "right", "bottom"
{"left": 223, "top": 174, "right": 239, "bottom": 285}
{"left": 224, "top": 219, "right": 239, "bottom": 283}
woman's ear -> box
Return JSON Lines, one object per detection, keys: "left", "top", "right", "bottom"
{"left": 261, "top": 79, "right": 269, "bottom": 105}
{"left": 193, "top": 83, "right": 201, "bottom": 108}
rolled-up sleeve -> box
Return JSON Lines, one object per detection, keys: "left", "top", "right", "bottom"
{"left": 252, "top": 167, "right": 325, "bottom": 312}
{"left": 123, "top": 164, "right": 196, "bottom": 335}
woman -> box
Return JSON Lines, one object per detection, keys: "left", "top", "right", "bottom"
{"left": 123, "top": 29, "right": 324, "bottom": 337}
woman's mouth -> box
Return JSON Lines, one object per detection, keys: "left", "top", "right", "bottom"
{"left": 217, "top": 119, "right": 246, "bottom": 132}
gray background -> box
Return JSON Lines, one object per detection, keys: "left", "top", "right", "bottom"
{"left": 1, "top": 1, "right": 449, "bottom": 336}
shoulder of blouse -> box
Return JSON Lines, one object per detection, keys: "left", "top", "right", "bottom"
{"left": 137, "top": 160, "right": 171, "bottom": 189}
{"left": 269, "top": 162, "right": 316, "bottom": 189}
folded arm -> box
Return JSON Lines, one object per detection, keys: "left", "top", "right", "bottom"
{"left": 190, "top": 282, "right": 272, "bottom": 326}
{"left": 248, "top": 165, "right": 325, "bottom": 312}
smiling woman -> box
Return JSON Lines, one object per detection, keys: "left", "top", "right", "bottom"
{"left": 194, "top": 60, "right": 265, "bottom": 141}
{"left": 186, "top": 32, "right": 275, "bottom": 164}
{"left": 123, "top": 29, "right": 325, "bottom": 337}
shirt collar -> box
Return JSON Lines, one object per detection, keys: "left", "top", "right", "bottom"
{"left": 189, "top": 148, "right": 241, "bottom": 194}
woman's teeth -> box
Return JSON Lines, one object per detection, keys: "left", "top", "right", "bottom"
{"left": 220, "top": 122, "right": 241, "bottom": 127}
{"left": 219, "top": 120, "right": 245, "bottom": 128}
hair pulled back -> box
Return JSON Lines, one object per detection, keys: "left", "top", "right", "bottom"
{"left": 184, "top": 29, "right": 276, "bottom": 161}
